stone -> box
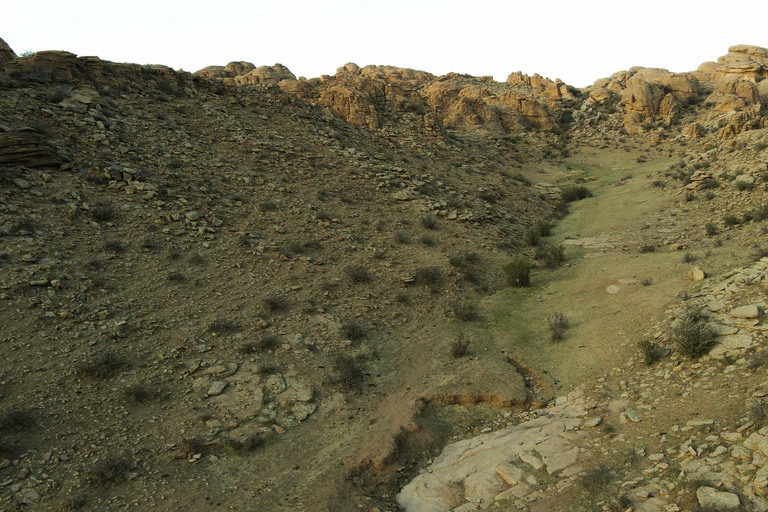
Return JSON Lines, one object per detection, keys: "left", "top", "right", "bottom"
{"left": 696, "top": 486, "right": 740, "bottom": 510}
{"left": 627, "top": 410, "right": 642, "bottom": 422}
{"left": 494, "top": 463, "right": 523, "bottom": 485}
{"left": 606, "top": 285, "right": 620, "bottom": 295}
{"left": 583, "top": 417, "right": 603, "bottom": 427}
{"left": 730, "top": 304, "right": 760, "bottom": 319}
{"left": 685, "top": 267, "right": 706, "bottom": 281}
{"left": 185, "top": 211, "right": 201, "bottom": 221}
{"left": 207, "top": 380, "right": 228, "bottom": 396}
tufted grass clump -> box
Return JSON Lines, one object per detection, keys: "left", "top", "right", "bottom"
{"left": 637, "top": 340, "right": 663, "bottom": 365}
{"left": 503, "top": 256, "right": 531, "bottom": 287}
{"left": 669, "top": 308, "right": 717, "bottom": 358}
{"left": 747, "top": 397, "right": 768, "bottom": 426}
{"left": 340, "top": 320, "right": 367, "bottom": 342}
{"left": 263, "top": 293, "right": 288, "bottom": 311}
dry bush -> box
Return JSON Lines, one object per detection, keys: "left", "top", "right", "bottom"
{"left": 670, "top": 308, "right": 716, "bottom": 358}
{"left": 450, "top": 332, "right": 470, "bottom": 358}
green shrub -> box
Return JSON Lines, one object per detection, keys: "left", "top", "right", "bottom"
{"left": 421, "top": 215, "right": 438, "bottom": 230}
{"left": 561, "top": 186, "right": 593, "bottom": 203}
{"left": 542, "top": 245, "right": 566, "bottom": 269}
{"left": 723, "top": 214, "right": 741, "bottom": 226}
{"left": 503, "top": 256, "right": 532, "bottom": 287}
{"left": 699, "top": 178, "right": 720, "bottom": 190}
{"left": 639, "top": 244, "right": 656, "bottom": 253}
{"left": 705, "top": 223, "right": 718, "bottom": 236}
{"left": 535, "top": 220, "right": 554, "bottom": 237}
{"left": 524, "top": 227, "right": 541, "bottom": 247}
{"left": 670, "top": 308, "right": 716, "bottom": 358}
{"left": 736, "top": 180, "right": 756, "bottom": 191}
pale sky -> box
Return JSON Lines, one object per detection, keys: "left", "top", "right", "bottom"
{"left": 3, "top": 1, "right": 766, "bottom": 88}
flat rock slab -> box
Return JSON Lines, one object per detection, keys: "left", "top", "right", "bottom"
{"left": 729, "top": 304, "right": 760, "bottom": 318}
{"left": 398, "top": 405, "right": 588, "bottom": 511}
{"left": 697, "top": 486, "right": 740, "bottom": 510}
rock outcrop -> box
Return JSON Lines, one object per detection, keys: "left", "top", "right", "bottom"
{"left": 0, "top": 37, "right": 16, "bottom": 61}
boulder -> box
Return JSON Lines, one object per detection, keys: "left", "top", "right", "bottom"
{"left": 0, "top": 37, "right": 16, "bottom": 62}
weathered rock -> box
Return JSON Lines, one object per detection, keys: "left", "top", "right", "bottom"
{"left": 696, "top": 486, "right": 740, "bottom": 510}
{"left": 0, "top": 129, "right": 72, "bottom": 168}
{"left": 729, "top": 304, "right": 760, "bottom": 318}
{"left": 0, "top": 37, "right": 16, "bottom": 62}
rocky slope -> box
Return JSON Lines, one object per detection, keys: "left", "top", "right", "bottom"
{"left": 1, "top": 37, "right": 768, "bottom": 511}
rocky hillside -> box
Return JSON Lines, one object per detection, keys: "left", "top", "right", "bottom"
{"left": 1, "top": 36, "right": 768, "bottom": 511}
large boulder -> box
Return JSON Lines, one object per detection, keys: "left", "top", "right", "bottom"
{"left": 0, "top": 37, "right": 16, "bottom": 62}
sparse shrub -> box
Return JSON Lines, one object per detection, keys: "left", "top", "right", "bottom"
{"left": 723, "top": 214, "right": 741, "bottom": 226}
{"left": 705, "top": 223, "right": 718, "bottom": 236}
{"left": 450, "top": 332, "right": 470, "bottom": 358}
{"left": 736, "top": 180, "right": 756, "bottom": 191}
{"left": 421, "top": 215, "right": 438, "bottom": 230}
{"left": 340, "top": 320, "right": 367, "bottom": 342}
{"left": 577, "top": 464, "right": 614, "bottom": 496}
{"left": 259, "top": 200, "right": 278, "bottom": 212}
{"left": 223, "top": 434, "right": 264, "bottom": 453}
{"left": 504, "top": 256, "right": 532, "bottom": 287}
{"left": 755, "top": 142, "right": 768, "bottom": 152}
{"left": 414, "top": 266, "right": 442, "bottom": 286}
{"left": 682, "top": 252, "right": 697, "bottom": 263}
{"left": 87, "top": 456, "right": 131, "bottom": 485}
{"left": 167, "top": 271, "right": 187, "bottom": 282}
{"left": 190, "top": 253, "right": 207, "bottom": 265}
{"left": 258, "top": 364, "right": 280, "bottom": 375}
{"left": 699, "top": 178, "right": 720, "bottom": 190}
{"left": 78, "top": 352, "right": 130, "bottom": 379}
{"left": 344, "top": 265, "right": 371, "bottom": 283}
{"left": 548, "top": 312, "right": 569, "bottom": 343}
{"left": 747, "top": 397, "right": 768, "bottom": 426}
{"left": 91, "top": 205, "right": 115, "bottom": 222}
{"left": 207, "top": 319, "right": 241, "bottom": 333}
{"left": 181, "top": 436, "right": 207, "bottom": 455}
{"left": 105, "top": 241, "right": 126, "bottom": 253}
{"left": 651, "top": 180, "right": 665, "bottom": 188}
{"left": 524, "top": 227, "right": 541, "bottom": 247}
{"left": 395, "top": 292, "right": 410, "bottom": 304}
{"left": 684, "top": 192, "right": 695, "bottom": 202}
{"left": 333, "top": 355, "right": 363, "bottom": 389}
{"left": 44, "top": 84, "right": 72, "bottom": 104}
{"left": 511, "top": 174, "right": 531, "bottom": 186}
{"left": 639, "top": 244, "right": 656, "bottom": 253}
{"left": 394, "top": 232, "right": 412, "bottom": 244}
{"left": 748, "top": 351, "right": 768, "bottom": 370}
{"left": 124, "top": 384, "right": 155, "bottom": 404}
{"left": 561, "top": 186, "right": 592, "bottom": 203}
{"left": 670, "top": 308, "right": 717, "bottom": 358}
{"left": 704, "top": 191, "right": 716, "bottom": 200}
{"left": 637, "top": 340, "right": 662, "bottom": 365}
{"left": 141, "top": 239, "right": 159, "bottom": 251}
{"left": 263, "top": 293, "right": 288, "bottom": 311}
{"left": 445, "top": 299, "right": 479, "bottom": 321}
{"left": 0, "top": 409, "right": 36, "bottom": 432}
{"left": 640, "top": 278, "right": 653, "bottom": 286}
{"left": 419, "top": 235, "right": 437, "bottom": 247}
